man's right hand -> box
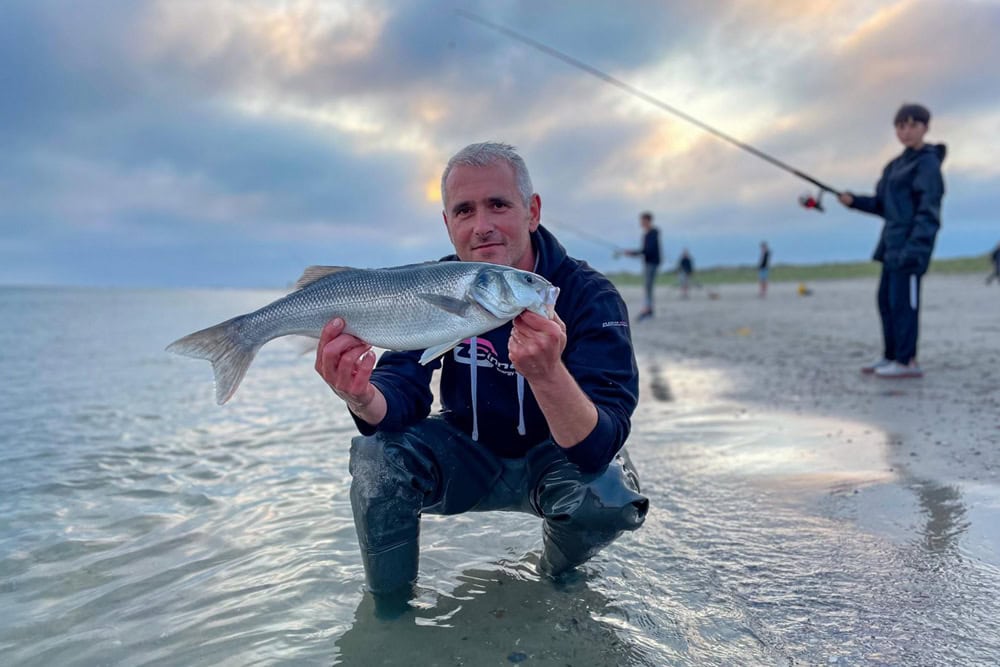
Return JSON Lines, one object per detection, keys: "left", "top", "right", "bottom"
{"left": 838, "top": 192, "right": 854, "bottom": 207}
{"left": 315, "top": 318, "right": 386, "bottom": 425}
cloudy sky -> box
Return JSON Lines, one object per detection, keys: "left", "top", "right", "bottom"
{"left": 3, "top": 0, "right": 998, "bottom": 288}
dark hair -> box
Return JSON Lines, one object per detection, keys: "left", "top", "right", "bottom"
{"left": 894, "top": 103, "right": 930, "bottom": 126}
{"left": 640, "top": 211, "right": 653, "bottom": 222}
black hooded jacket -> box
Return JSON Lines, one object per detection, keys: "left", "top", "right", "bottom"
{"left": 848, "top": 143, "right": 946, "bottom": 275}
{"left": 354, "top": 225, "right": 639, "bottom": 472}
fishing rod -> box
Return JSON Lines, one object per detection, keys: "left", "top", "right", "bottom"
{"left": 456, "top": 9, "right": 841, "bottom": 212}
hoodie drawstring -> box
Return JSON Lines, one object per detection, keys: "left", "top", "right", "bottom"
{"left": 470, "top": 337, "right": 479, "bottom": 441}
{"left": 467, "top": 336, "right": 526, "bottom": 440}
{"left": 516, "top": 373, "right": 526, "bottom": 436}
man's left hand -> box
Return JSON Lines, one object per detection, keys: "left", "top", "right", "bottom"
{"left": 509, "top": 310, "right": 566, "bottom": 381}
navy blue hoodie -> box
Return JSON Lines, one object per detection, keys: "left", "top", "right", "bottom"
{"left": 354, "top": 225, "right": 639, "bottom": 472}
{"left": 849, "top": 143, "right": 946, "bottom": 275}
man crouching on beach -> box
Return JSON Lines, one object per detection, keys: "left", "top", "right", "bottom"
{"left": 314, "top": 142, "right": 648, "bottom": 614}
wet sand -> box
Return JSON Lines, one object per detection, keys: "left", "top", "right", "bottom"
{"left": 623, "top": 273, "right": 1000, "bottom": 559}
{"left": 624, "top": 274, "right": 1000, "bottom": 485}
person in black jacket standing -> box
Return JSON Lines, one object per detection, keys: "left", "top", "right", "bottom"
{"left": 986, "top": 243, "right": 1000, "bottom": 285}
{"left": 839, "top": 103, "right": 945, "bottom": 379}
{"left": 621, "top": 211, "right": 661, "bottom": 320}
{"left": 758, "top": 241, "right": 771, "bottom": 298}
{"left": 314, "top": 142, "right": 647, "bottom": 614}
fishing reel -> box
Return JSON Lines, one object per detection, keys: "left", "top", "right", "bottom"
{"left": 798, "top": 190, "right": 826, "bottom": 212}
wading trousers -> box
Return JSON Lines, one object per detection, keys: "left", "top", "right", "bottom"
{"left": 348, "top": 416, "right": 648, "bottom": 595}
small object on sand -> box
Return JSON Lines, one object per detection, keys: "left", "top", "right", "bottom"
{"left": 798, "top": 282, "right": 813, "bottom": 297}
{"left": 736, "top": 327, "right": 752, "bottom": 336}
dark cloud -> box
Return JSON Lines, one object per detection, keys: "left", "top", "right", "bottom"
{"left": 1, "top": 0, "right": 997, "bottom": 286}
{"left": 0, "top": 2, "right": 150, "bottom": 147}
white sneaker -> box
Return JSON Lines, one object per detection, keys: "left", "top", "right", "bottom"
{"left": 861, "top": 357, "right": 892, "bottom": 374}
{"left": 874, "top": 361, "right": 923, "bottom": 379}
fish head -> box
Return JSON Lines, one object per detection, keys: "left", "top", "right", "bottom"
{"left": 471, "top": 266, "right": 559, "bottom": 320}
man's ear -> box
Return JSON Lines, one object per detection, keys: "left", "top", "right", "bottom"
{"left": 442, "top": 210, "right": 455, "bottom": 244}
{"left": 528, "top": 193, "right": 541, "bottom": 232}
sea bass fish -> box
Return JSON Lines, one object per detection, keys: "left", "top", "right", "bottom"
{"left": 167, "top": 262, "right": 559, "bottom": 405}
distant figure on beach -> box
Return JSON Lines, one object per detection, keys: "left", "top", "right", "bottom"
{"left": 986, "top": 243, "right": 1000, "bottom": 285}
{"left": 620, "top": 211, "right": 661, "bottom": 320}
{"left": 315, "top": 142, "right": 646, "bottom": 616}
{"left": 677, "top": 249, "right": 694, "bottom": 299}
{"left": 839, "top": 103, "right": 945, "bottom": 379}
{"left": 758, "top": 242, "right": 771, "bottom": 298}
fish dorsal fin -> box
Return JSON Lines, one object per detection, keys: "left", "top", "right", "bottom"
{"left": 417, "top": 293, "right": 471, "bottom": 316}
{"left": 294, "top": 265, "right": 350, "bottom": 290}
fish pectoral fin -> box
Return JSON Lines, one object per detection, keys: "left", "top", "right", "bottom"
{"left": 419, "top": 339, "right": 463, "bottom": 365}
{"left": 416, "top": 293, "right": 471, "bottom": 316}
{"left": 293, "top": 265, "right": 350, "bottom": 290}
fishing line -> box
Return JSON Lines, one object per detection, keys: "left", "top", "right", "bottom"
{"left": 543, "top": 217, "right": 625, "bottom": 254}
{"left": 456, "top": 10, "right": 842, "bottom": 202}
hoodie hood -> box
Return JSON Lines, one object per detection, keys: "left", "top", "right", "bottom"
{"left": 909, "top": 142, "right": 946, "bottom": 163}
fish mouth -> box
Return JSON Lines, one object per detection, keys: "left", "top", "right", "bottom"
{"left": 527, "top": 285, "right": 559, "bottom": 319}
{"left": 544, "top": 286, "right": 559, "bottom": 317}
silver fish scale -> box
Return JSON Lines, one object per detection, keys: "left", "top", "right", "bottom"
{"left": 235, "top": 263, "right": 506, "bottom": 351}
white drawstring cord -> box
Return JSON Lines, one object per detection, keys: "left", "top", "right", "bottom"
{"left": 470, "top": 337, "right": 479, "bottom": 441}
{"left": 516, "top": 373, "right": 526, "bottom": 436}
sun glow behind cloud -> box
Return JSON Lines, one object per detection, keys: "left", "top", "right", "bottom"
{"left": 2, "top": 0, "right": 999, "bottom": 287}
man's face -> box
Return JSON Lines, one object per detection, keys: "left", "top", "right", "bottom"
{"left": 442, "top": 161, "right": 540, "bottom": 271}
{"left": 895, "top": 118, "right": 927, "bottom": 149}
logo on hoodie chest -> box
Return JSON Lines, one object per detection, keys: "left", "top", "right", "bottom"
{"left": 452, "top": 337, "right": 518, "bottom": 377}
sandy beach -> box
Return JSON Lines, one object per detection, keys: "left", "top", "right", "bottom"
{"left": 624, "top": 273, "right": 1000, "bottom": 486}
{"left": 619, "top": 273, "right": 1000, "bottom": 594}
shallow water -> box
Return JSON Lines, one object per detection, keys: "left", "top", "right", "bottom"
{"left": 2, "top": 287, "right": 999, "bottom": 665}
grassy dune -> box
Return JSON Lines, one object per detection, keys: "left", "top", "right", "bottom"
{"left": 607, "top": 254, "right": 993, "bottom": 287}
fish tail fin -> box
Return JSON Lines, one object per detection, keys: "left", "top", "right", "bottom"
{"left": 166, "top": 316, "right": 259, "bottom": 405}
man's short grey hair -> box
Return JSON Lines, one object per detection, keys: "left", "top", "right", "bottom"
{"left": 440, "top": 142, "right": 534, "bottom": 209}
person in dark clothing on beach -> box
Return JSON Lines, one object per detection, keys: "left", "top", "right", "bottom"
{"left": 621, "top": 211, "right": 661, "bottom": 320}
{"left": 839, "top": 103, "right": 945, "bottom": 379}
{"left": 758, "top": 242, "right": 771, "bottom": 298}
{"left": 986, "top": 243, "right": 1000, "bottom": 285}
{"left": 676, "top": 249, "right": 694, "bottom": 299}
{"left": 314, "top": 142, "right": 647, "bottom": 615}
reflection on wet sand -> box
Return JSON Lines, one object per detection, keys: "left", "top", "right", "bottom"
{"left": 881, "top": 448, "right": 971, "bottom": 558}
{"left": 647, "top": 363, "right": 673, "bottom": 402}
{"left": 913, "top": 478, "right": 969, "bottom": 554}
{"left": 333, "top": 562, "right": 640, "bottom": 666}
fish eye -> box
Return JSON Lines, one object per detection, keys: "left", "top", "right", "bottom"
{"left": 525, "top": 275, "right": 534, "bottom": 283}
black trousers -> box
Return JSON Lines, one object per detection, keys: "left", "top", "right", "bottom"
{"left": 877, "top": 266, "right": 922, "bottom": 365}
{"left": 348, "top": 417, "right": 648, "bottom": 594}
